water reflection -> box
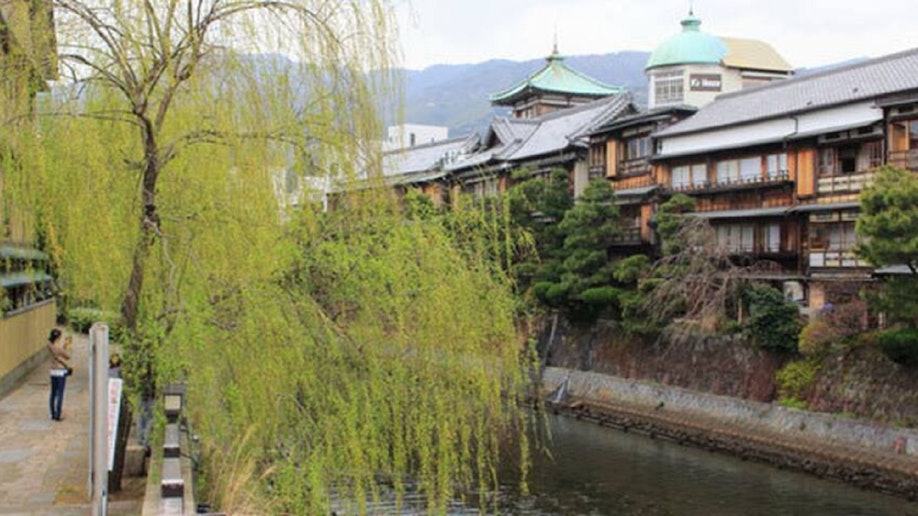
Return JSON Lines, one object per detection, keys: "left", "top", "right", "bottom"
{"left": 497, "top": 413, "right": 917, "bottom": 515}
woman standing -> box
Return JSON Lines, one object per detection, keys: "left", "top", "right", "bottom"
{"left": 47, "top": 329, "right": 71, "bottom": 421}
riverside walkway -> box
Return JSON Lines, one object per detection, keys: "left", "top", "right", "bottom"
{"left": 0, "top": 332, "right": 141, "bottom": 515}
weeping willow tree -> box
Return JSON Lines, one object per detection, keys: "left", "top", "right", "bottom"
{"left": 3, "top": 0, "right": 535, "bottom": 511}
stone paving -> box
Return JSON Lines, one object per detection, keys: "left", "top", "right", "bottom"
{"left": 0, "top": 332, "right": 140, "bottom": 515}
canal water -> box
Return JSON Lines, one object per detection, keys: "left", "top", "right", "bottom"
{"left": 493, "top": 413, "right": 918, "bottom": 515}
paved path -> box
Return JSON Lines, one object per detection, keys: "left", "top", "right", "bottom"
{"left": 0, "top": 332, "right": 140, "bottom": 515}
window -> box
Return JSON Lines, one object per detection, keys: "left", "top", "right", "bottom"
{"left": 716, "top": 160, "right": 739, "bottom": 184}
{"left": 857, "top": 141, "right": 883, "bottom": 171}
{"left": 818, "top": 148, "right": 837, "bottom": 175}
{"left": 653, "top": 70, "right": 684, "bottom": 105}
{"left": 766, "top": 153, "right": 788, "bottom": 178}
{"left": 671, "top": 163, "right": 706, "bottom": 189}
{"left": 589, "top": 143, "right": 606, "bottom": 167}
{"left": 625, "top": 136, "right": 651, "bottom": 161}
{"left": 716, "top": 224, "right": 755, "bottom": 253}
{"left": 809, "top": 222, "right": 856, "bottom": 251}
{"left": 671, "top": 165, "right": 690, "bottom": 189}
{"left": 819, "top": 142, "right": 882, "bottom": 175}
{"left": 691, "top": 164, "right": 707, "bottom": 187}
{"left": 763, "top": 223, "right": 781, "bottom": 253}
{"left": 838, "top": 146, "right": 857, "bottom": 173}
{"left": 739, "top": 157, "right": 760, "bottom": 181}
{"left": 828, "top": 223, "right": 857, "bottom": 250}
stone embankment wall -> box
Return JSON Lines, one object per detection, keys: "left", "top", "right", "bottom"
{"left": 543, "top": 367, "right": 918, "bottom": 456}
{"left": 542, "top": 367, "right": 918, "bottom": 498}
{"left": 540, "top": 319, "right": 784, "bottom": 401}
{"left": 539, "top": 317, "right": 918, "bottom": 425}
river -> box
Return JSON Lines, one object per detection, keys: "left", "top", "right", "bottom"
{"left": 491, "top": 413, "right": 918, "bottom": 515}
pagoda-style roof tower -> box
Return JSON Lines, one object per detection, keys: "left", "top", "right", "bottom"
{"left": 490, "top": 46, "right": 625, "bottom": 119}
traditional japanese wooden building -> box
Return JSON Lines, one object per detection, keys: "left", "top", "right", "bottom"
{"left": 449, "top": 93, "right": 633, "bottom": 201}
{"left": 587, "top": 106, "right": 696, "bottom": 250}
{"left": 444, "top": 47, "right": 633, "bottom": 201}
{"left": 650, "top": 48, "right": 918, "bottom": 313}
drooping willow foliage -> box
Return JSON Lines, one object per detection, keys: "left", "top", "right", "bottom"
{"left": 2, "top": 0, "right": 535, "bottom": 512}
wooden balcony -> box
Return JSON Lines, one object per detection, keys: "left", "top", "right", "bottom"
{"left": 888, "top": 150, "right": 918, "bottom": 171}
{"left": 808, "top": 250, "right": 867, "bottom": 269}
{"left": 618, "top": 158, "right": 652, "bottom": 177}
{"left": 588, "top": 165, "right": 606, "bottom": 180}
{"left": 670, "top": 171, "right": 790, "bottom": 195}
{"left": 816, "top": 172, "right": 874, "bottom": 195}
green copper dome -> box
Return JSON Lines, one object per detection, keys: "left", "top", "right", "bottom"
{"left": 645, "top": 13, "right": 727, "bottom": 70}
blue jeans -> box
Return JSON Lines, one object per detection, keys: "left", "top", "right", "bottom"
{"left": 50, "top": 375, "right": 66, "bottom": 420}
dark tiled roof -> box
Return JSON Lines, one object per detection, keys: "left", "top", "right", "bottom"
{"left": 693, "top": 206, "right": 789, "bottom": 219}
{"left": 513, "top": 94, "right": 631, "bottom": 159}
{"left": 382, "top": 135, "right": 478, "bottom": 181}
{"left": 657, "top": 47, "right": 918, "bottom": 137}
{"left": 450, "top": 94, "right": 631, "bottom": 172}
{"left": 592, "top": 104, "right": 696, "bottom": 135}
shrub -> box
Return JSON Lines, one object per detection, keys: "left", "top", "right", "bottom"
{"left": 580, "top": 286, "right": 623, "bottom": 306}
{"left": 821, "top": 300, "right": 868, "bottom": 339}
{"left": 776, "top": 358, "right": 820, "bottom": 406}
{"left": 877, "top": 328, "right": 918, "bottom": 366}
{"left": 742, "top": 284, "right": 802, "bottom": 352}
{"left": 779, "top": 397, "right": 808, "bottom": 410}
{"left": 66, "top": 306, "right": 126, "bottom": 342}
{"left": 798, "top": 320, "right": 833, "bottom": 356}
{"left": 799, "top": 301, "right": 869, "bottom": 356}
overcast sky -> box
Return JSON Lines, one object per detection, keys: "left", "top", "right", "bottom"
{"left": 394, "top": 0, "right": 918, "bottom": 70}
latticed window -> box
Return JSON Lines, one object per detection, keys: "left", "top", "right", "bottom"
{"left": 653, "top": 70, "right": 684, "bottom": 105}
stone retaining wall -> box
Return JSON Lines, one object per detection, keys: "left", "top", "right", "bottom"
{"left": 543, "top": 367, "right": 918, "bottom": 457}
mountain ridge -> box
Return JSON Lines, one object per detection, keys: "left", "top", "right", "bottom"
{"left": 395, "top": 53, "right": 869, "bottom": 138}
{"left": 396, "top": 51, "right": 652, "bottom": 137}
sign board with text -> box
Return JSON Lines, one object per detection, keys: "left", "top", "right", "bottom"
{"left": 689, "top": 74, "right": 723, "bottom": 92}
{"left": 107, "top": 378, "right": 123, "bottom": 471}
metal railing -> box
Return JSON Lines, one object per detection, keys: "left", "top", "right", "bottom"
{"left": 671, "top": 171, "right": 789, "bottom": 193}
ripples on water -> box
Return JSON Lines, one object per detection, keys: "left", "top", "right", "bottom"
{"left": 492, "top": 414, "right": 918, "bottom": 515}
{"left": 330, "top": 413, "right": 917, "bottom": 515}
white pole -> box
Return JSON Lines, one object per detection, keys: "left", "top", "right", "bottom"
{"left": 87, "top": 329, "right": 94, "bottom": 502}
{"left": 89, "top": 323, "right": 109, "bottom": 516}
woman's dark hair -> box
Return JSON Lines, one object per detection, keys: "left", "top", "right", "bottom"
{"left": 48, "top": 328, "right": 62, "bottom": 342}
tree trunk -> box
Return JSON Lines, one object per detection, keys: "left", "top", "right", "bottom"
{"left": 108, "top": 399, "right": 132, "bottom": 492}
{"left": 115, "top": 121, "right": 161, "bottom": 492}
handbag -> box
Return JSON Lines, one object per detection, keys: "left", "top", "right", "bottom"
{"left": 66, "top": 367, "right": 74, "bottom": 377}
